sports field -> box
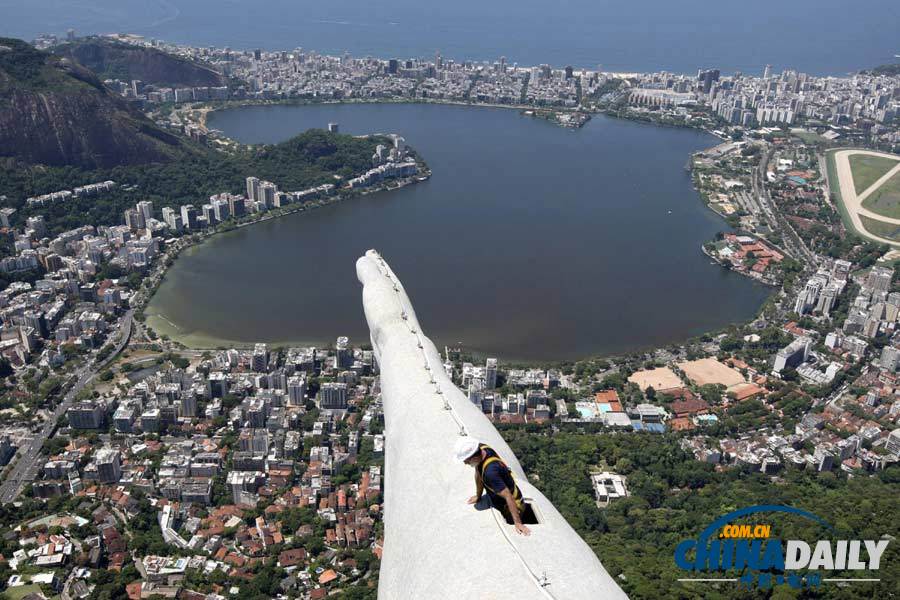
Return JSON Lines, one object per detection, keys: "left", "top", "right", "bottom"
{"left": 627, "top": 367, "right": 683, "bottom": 392}
{"left": 677, "top": 357, "right": 745, "bottom": 388}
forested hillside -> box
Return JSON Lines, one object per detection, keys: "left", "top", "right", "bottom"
{"left": 502, "top": 428, "right": 900, "bottom": 599}
{"left": 0, "top": 129, "right": 387, "bottom": 234}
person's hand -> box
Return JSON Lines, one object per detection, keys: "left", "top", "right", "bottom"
{"left": 515, "top": 523, "right": 531, "bottom": 536}
{"left": 467, "top": 495, "right": 479, "bottom": 504}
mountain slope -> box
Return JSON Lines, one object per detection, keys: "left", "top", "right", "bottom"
{"left": 54, "top": 38, "right": 228, "bottom": 88}
{"left": 0, "top": 37, "right": 188, "bottom": 168}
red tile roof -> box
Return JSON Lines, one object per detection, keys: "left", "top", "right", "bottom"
{"left": 319, "top": 569, "right": 338, "bottom": 584}
{"left": 278, "top": 548, "right": 308, "bottom": 567}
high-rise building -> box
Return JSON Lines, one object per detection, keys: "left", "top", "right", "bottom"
{"left": 336, "top": 336, "right": 353, "bottom": 368}
{"left": 259, "top": 182, "right": 277, "bottom": 207}
{"left": 880, "top": 346, "right": 900, "bottom": 372}
{"left": 0, "top": 208, "right": 16, "bottom": 228}
{"left": 833, "top": 261, "right": 852, "bottom": 283}
{"left": 886, "top": 429, "right": 900, "bottom": 456}
{"left": 252, "top": 343, "right": 269, "bottom": 373}
{"left": 319, "top": 382, "right": 348, "bottom": 409}
{"left": 124, "top": 208, "right": 144, "bottom": 231}
{"left": 485, "top": 358, "right": 498, "bottom": 389}
{"left": 0, "top": 436, "right": 15, "bottom": 466}
{"left": 140, "top": 408, "right": 161, "bottom": 432}
{"left": 246, "top": 177, "right": 260, "bottom": 202}
{"left": 25, "top": 215, "right": 47, "bottom": 237}
{"left": 212, "top": 198, "right": 230, "bottom": 222}
{"left": 245, "top": 397, "right": 268, "bottom": 428}
{"left": 202, "top": 204, "right": 216, "bottom": 226}
{"left": 180, "top": 390, "right": 198, "bottom": 417}
{"left": 162, "top": 207, "right": 183, "bottom": 232}
{"left": 763, "top": 64, "right": 772, "bottom": 79}
{"left": 794, "top": 273, "right": 829, "bottom": 315}
{"left": 239, "top": 429, "right": 269, "bottom": 453}
{"left": 95, "top": 448, "right": 122, "bottom": 483}
{"left": 773, "top": 337, "right": 811, "bottom": 374}
{"left": 697, "top": 68, "right": 720, "bottom": 93}
{"left": 865, "top": 266, "right": 893, "bottom": 294}
{"left": 113, "top": 404, "right": 136, "bottom": 433}
{"left": 228, "top": 194, "right": 246, "bottom": 218}
{"left": 67, "top": 401, "right": 106, "bottom": 429}
{"left": 137, "top": 200, "right": 153, "bottom": 223}
{"left": 287, "top": 375, "right": 307, "bottom": 405}
{"left": 228, "top": 470, "right": 264, "bottom": 505}
{"left": 818, "top": 285, "right": 838, "bottom": 316}
{"left": 207, "top": 372, "right": 230, "bottom": 398}
{"left": 23, "top": 310, "right": 48, "bottom": 338}
{"left": 180, "top": 204, "right": 198, "bottom": 230}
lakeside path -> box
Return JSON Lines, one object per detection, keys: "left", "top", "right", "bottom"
{"left": 831, "top": 149, "right": 900, "bottom": 245}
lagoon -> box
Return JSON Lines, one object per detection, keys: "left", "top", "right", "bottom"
{"left": 146, "top": 103, "right": 770, "bottom": 361}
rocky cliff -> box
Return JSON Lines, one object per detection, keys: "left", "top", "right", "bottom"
{"left": 55, "top": 38, "right": 228, "bottom": 88}
{"left": 0, "top": 37, "right": 187, "bottom": 168}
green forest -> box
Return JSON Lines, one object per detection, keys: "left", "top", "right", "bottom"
{"left": 0, "top": 129, "right": 385, "bottom": 235}
{"left": 501, "top": 427, "right": 900, "bottom": 599}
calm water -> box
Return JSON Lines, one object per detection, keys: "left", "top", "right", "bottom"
{"left": 145, "top": 103, "right": 770, "bottom": 361}
{"left": 3, "top": 0, "right": 898, "bottom": 74}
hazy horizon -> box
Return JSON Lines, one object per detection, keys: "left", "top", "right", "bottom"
{"left": 2, "top": 0, "right": 899, "bottom": 75}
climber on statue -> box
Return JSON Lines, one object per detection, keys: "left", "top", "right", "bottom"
{"left": 455, "top": 437, "right": 531, "bottom": 536}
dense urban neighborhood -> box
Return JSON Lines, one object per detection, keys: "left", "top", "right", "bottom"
{"left": 0, "top": 31, "right": 898, "bottom": 599}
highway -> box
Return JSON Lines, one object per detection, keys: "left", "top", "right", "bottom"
{"left": 0, "top": 310, "right": 133, "bottom": 504}
{"left": 752, "top": 150, "right": 817, "bottom": 266}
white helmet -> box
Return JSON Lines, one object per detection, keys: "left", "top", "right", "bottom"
{"left": 453, "top": 437, "right": 481, "bottom": 462}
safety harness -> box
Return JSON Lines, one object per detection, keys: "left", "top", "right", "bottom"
{"left": 478, "top": 445, "right": 525, "bottom": 511}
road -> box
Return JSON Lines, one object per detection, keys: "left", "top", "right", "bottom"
{"left": 752, "top": 150, "right": 817, "bottom": 266}
{"left": 0, "top": 310, "right": 133, "bottom": 504}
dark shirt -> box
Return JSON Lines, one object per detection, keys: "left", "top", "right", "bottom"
{"left": 480, "top": 446, "right": 515, "bottom": 505}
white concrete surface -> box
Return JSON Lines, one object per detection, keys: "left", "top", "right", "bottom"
{"left": 357, "top": 250, "right": 627, "bottom": 600}
{"left": 832, "top": 149, "right": 900, "bottom": 245}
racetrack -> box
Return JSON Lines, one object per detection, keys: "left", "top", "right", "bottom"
{"left": 831, "top": 149, "right": 900, "bottom": 245}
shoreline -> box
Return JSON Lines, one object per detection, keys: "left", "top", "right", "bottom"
{"left": 143, "top": 100, "right": 777, "bottom": 363}
{"left": 187, "top": 95, "right": 723, "bottom": 138}
{"left": 140, "top": 163, "right": 430, "bottom": 348}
